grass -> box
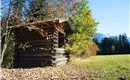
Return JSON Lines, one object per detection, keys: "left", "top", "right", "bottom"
{"left": 69, "top": 54, "right": 130, "bottom": 80}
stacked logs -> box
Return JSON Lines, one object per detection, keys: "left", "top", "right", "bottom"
{"left": 54, "top": 48, "right": 68, "bottom": 66}
{"left": 52, "top": 30, "right": 68, "bottom": 66}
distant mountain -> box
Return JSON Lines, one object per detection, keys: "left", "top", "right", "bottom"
{"left": 93, "top": 33, "right": 130, "bottom": 42}
{"left": 92, "top": 33, "right": 105, "bottom": 42}
{"left": 128, "top": 38, "right": 130, "bottom": 42}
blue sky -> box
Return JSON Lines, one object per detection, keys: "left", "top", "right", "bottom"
{"left": 0, "top": 0, "right": 129, "bottom": 36}
{"left": 88, "top": 0, "right": 129, "bottom": 36}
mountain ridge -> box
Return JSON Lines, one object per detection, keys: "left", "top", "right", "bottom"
{"left": 93, "top": 33, "right": 130, "bottom": 42}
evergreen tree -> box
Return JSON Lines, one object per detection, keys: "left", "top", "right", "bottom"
{"left": 95, "top": 34, "right": 130, "bottom": 55}
{"left": 120, "top": 34, "right": 130, "bottom": 53}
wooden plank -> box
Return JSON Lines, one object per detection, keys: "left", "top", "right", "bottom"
{"left": 16, "top": 34, "right": 42, "bottom": 38}
{"left": 17, "top": 38, "right": 52, "bottom": 43}
{"left": 52, "top": 44, "right": 58, "bottom": 47}
{"left": 29, "top": 40, "right": 52, "bottom": 43}
{"left": 55, "top": 48, "right": 65, "bottom": 53}
{"left": 18, "top": 59, "right": 51, "bottom": 63}
{"left": 17, "top": 36, "right": 46, "bottom": 41}
{"left": 15, "top": 45, "right": 52, "bottom": 49}
{"left": 18, "top": 53, "right": 53, "bottom": 57}
{"left": 28, "top": 45, "right": 52, "bottom": 48}
{"left": 55, "top": 48, "right": 65, "bottom": 51}
{"left": 16, "top": 32, "right": 52, "bottom": 40}
{"left": 16, "top": 50, "right": 52, "bottom": 54}
{"left": 14, "top": 29, "right": 37, "bottom": 35}
{"left": 55, "top": 61, "right": 67, "bottom": 66}
{"left": 55, "top": 27, "right": 65, "bottom": 34}
{"left": 15, "top": 27, "right": 54, "bottom": 33}
{"left": 16, "top": 48, "right": 51, "bottom": 51}
{"left": 52, "top": 35, "right": 58, "bottom": 38}
{"left": 18, "top": 56, "right": 53, "bottom": 61}
{"left": 16, "top": 39, "right": 52, "bottom": 43}
{"left": 54, "top": 55, "right": 68, "bottom": 58}
{"left": 29, "top": 42, "right": 53, "bottom": 45}
{"left": 16, "top": 42, "right": 54, "bottom": 46}
{"left": 15, "top": 30, "right": 37, "bottom": 35}
{"left": 54, "top": 58, "right": 68, "bottom": 62}
{"left": 15, "top": 28, "right": 34, "bottom": 32}
{"left": 55, "top": 50, "right": 66, "bottom": 54}
{"left": 53, "top": 32, "right": 58, "bottom": 36}
{"left": 16, "top": 47, "right": 51, "bottom": 50}
{"left": 54, "top": 53, "right": 67, "bottom": 56}
{"left": 52, "top": 37, "right": 58, "bottom": 40}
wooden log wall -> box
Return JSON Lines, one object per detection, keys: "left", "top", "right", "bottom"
{"left": 53, "top": 48, "right": 69, "bottom": 66}
{"left": 13, "top": 28, "right": 55, "bottom": 68}
{"left": 13, "top": 27, "right": 69, "bottom": 68}
{"left": 52, "top": 31, "right": 69, "bottom": 66}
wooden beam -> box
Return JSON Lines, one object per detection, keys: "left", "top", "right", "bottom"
{"left": 55, "top": 27, "right": 65, "bottom": 34}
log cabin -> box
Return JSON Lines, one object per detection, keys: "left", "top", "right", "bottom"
{"left": 12, "top": 19, "right": 72, "bottom": 68}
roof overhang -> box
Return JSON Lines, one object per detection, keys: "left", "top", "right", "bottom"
{"left": 10, "top": 19, "right": 73, "bottom": 35}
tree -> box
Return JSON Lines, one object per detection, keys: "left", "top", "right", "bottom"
{"left": 90, "top": 41, "right": 99, "bottom": 56}
{"left": 1, "top": 0, "right": 25, "bottom": 67}
{"left": 96, "top": 34, "right": 130, "bottom": 55}
{"left": 24, "top": 0, "right": 76, "bottom": 22}
{"left": 10, "top": 0, "right": 25, "bottom": 25}
{"left": 66, "top": 0, "right": 99, "bottom": 58}
{"left": 100, "top": 37, "right": 118, "bottom": 55}
{"left": 118, "top": 34, "right": 130, "bottom": 53}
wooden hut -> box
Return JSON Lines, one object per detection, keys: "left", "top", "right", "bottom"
{"left": 12, "top": 19, "right": 72, "bottom": 68}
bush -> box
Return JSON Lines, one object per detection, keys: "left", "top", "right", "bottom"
{"left": 90, "top": 41, "right": 99, "bottom": 56}
{"left": 66, "top": 39, "right": 99, "bottom": 58}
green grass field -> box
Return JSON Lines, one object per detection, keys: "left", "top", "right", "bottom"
{"left": 69, "top": 54, "right": 130, "bottom": 80}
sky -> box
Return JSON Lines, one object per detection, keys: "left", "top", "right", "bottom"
{"left": 88, "top": 0, "right": 129, "bottom": 36}
{"left": 0, "top": 0, "right": 129, "bottom": 36}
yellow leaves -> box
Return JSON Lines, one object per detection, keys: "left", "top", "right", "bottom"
{"left": 66, "top": 0, "right": 99, "bottom": 58}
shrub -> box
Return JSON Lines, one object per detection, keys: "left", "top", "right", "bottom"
{"left": 90, "top": 41, "right": 99, "bottom": 56}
